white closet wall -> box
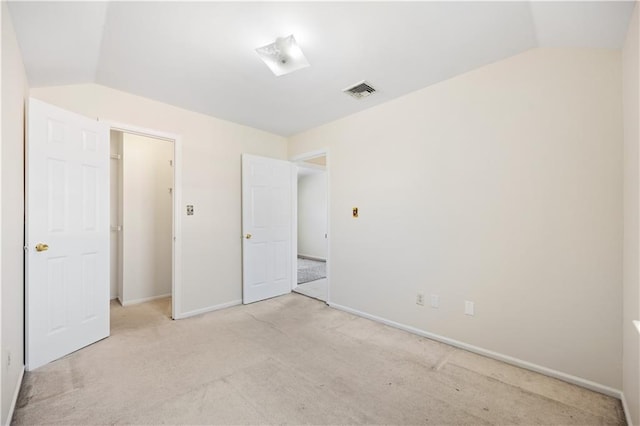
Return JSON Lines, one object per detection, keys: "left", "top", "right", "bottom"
{"left": 109, "top": 130, "right": 122, "bottom": 299}
{"left": 121, "top": 133, "right": 173, "bottom": 305}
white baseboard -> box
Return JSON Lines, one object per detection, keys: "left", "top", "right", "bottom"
{"left": 173, "top": 299, "right": 242, "bottom": 320}
{"left": 621, "top": 391, "right": 633, "bottom": 426}
{"left": 297, "top": 254, "right": 326, "bottom": 262}
{"left": 4, "top": 366, "right": 25, "bottom": 426}
{"left": 329, "top": 302, "right": 623, "bottom": 399}
{"left": 121, "top": 293, "right": 171, "bottom": 307}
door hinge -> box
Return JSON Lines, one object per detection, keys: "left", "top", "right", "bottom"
{"left": 23, "top": 245, "right": 28, "bottom": 252}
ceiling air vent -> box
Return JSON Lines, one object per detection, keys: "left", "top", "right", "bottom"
{"left": 343, "top": 81, "right": 376, "bottom": 99}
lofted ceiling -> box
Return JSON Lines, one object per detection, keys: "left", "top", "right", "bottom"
{"left": 7, "top": 1, "right": 636, "bottom": 136}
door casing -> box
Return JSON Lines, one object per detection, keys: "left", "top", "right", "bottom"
{"left": 106, "top": 122, "right": 183, "bottom": 319}
{"left": 290, "top": 149, "right": 330, "bottom": 304}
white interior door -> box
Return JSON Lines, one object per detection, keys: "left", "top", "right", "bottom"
{"left": 26, "top": 98, "right": 110, "bottom": 370}
{"left": 242, "top": 154, "right": 294, "bottom": 304}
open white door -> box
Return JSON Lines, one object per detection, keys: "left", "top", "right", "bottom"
{"left": 242, "top": 154, "right": 294, "bottom": 304}
{"left": 26, "top": 98, "right": 110, "bottom": 370}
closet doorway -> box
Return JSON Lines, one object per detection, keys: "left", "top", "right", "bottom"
{"left": 110, "top": 130, "right": 174, "bottom": 312}
{"left": 293, "top": 154, "right": 328, "bottom": 302}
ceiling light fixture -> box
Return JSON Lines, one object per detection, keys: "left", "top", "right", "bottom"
{"left": 255, "top": 35, "right": 310, "bottom": 77}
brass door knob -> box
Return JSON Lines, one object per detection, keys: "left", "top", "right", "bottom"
{"left": 245, "top": 233, "right": 252, "bottom": 239}
{"left": 35, "top": 243, "right": 49, "bottom": 252}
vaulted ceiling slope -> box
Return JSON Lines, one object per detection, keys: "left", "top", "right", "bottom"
{"left": 7, "top": 1, "right": 635, "bottom": 136}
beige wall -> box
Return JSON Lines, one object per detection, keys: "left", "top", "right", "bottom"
{"left": 290, "top": 48, "right": 623, "bottom": 390}
{"left": 121, "top": 133, "right": 173, "bottom": 305}
{"left": 1, "top": 1, "right": 28, "bottom": 423}
{"left": 30, "top": 84, "right": 288, "bottom": 316}
{"left": 623, "top": 3, "right": 640, "bottom": 424}
{"left": 8, "top": 27, "right": 632, "bottom": 420}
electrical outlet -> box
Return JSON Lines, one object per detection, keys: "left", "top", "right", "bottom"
{"left": 430, "top": 294, "right": 439, "bottom": 308}
{"left": 7, "top": 352, "right": 11, "bottom": 367}
{"left": 416, "top": 293, "right": 425, "bottom": 306}
{"left": 465, "top": 301, "right": 475, "bottom": 316}
{"left": 186, "top": 205, "right": 194, "bottom": 216}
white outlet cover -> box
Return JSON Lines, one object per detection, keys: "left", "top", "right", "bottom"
{"left": 416, "top": 293, "right": 425, "bottom": 306}
{"left": 430, "top": 294, "right": 439, "bottom": 308}
{"left": 465, "top": 301, "right": 475, "bottom": 316}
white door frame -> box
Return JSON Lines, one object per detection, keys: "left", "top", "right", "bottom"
{"left": 290, "top": 149, "right": 330, "bottom": 304}
{"left": 105, "top": 121, "right": 183, "bottom": 319}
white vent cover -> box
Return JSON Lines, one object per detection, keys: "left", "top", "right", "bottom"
{"left": 343, "top": 81, "right": 376, "bottom": 99}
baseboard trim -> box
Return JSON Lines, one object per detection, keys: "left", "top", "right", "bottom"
{"left": 329, "top": 302, "right": 623, "bottom": 399}
{"left": 4, "top": 365, "right": 25, "bottom": 426}
{"left": 121, "top": 293, "right": 171, "bottom": 307}
{"left": 621, "top": 391, "right": 633, "bottom": 426}
{"left": 297, "top": 254, "right": 326, "bottom": 262}
{"left": 173, "top": 299, "right": 242, "bottom": 320}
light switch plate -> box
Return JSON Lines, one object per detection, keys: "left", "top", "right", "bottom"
{"left": 430, "top": 294, "right": 439, "bottom": 308}
{"left": 465, "top": 301, "right": 474, "bottom": 316}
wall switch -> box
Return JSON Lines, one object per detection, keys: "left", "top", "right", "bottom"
{"left": 416, "top": 293, "right": 425, "bottom": 306}
{"left": 465, "top": 301, "right": 475, "bottom": 316}
{"left": 352, "top": 207, "right": 359, "bottom": 218}
{"left": 430, "top": 294, "right": 439, "bottom": 308}
{"left": 186, "top": 205, "right": 194, "bottom": 216}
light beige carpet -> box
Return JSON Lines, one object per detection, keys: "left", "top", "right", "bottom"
{"left": 13, "top": 294, "right": 626, "bottom": 425}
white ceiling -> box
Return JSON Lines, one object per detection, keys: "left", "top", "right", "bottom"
{"left": 7, "top": 1, "right": 636, "bottom": 136}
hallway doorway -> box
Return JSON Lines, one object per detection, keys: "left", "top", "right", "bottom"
{"left": 293, "top": 154, "right": 328, "bottom": 302}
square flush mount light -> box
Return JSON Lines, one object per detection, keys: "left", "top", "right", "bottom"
{"left": 255, "top": 35, "right": 310, "bottom": 76}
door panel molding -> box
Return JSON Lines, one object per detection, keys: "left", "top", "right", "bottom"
{"left": 26, "top": 98, "right": 110, "bottom": 370}
{"left": 242, "top": 154, "right": 294, "bottom": 304}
